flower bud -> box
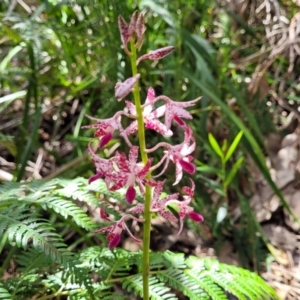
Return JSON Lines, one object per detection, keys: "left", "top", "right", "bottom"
{"left": 115, "top": 74, "right": 140, "bottom": 101}
{"left": 135, "top": 12, "right": 146, "bottom": 46}
{"left": 137, "top": 46, "right": 175, "bottom": 65}
{"left": 128, "top": 10, "right": 139, "bottom": 37}
{"left": 118, "top": 15, "right": 129, "bottom": 47}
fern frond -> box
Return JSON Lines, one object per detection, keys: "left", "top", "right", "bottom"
{"left": 192, "top": 275, "right": 228, "bottom": 300}
{"left": 0, "top": 204, "right": 71, "bottom": 265}
{"left": 0, "top": 284, "right": 12, "bottom": 300}
{"left": 75, "top": 247, "right": 279, "bottom": 300}
{"left": 157, "top": 267, "right": 209, "bottom": 300}
{"left": 122, "top": 275, "right": 177, "bottom": 300}
{"left": 35, "top": 196, "right": 96, "bottom": 231}
{"left": 79, "top": 246, "right": 135, "bottom": 279}
{"left": 162, "top": 251, "right": 186, "bottom": 269}
{"left": 15, "top": 248, "right": 52, "bottom": 271}
{"left": 186, "top": 256, "right": 279, "bottom": 300}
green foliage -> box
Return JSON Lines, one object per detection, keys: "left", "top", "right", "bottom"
{"left": 0, "top": 0, "right": 296, "bottom": 295}
{"left": 0, "top": 178, "right": 278, "bottom": 299}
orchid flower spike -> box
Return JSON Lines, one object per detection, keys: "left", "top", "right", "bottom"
{"left": 88, "top": 10, "right": 204, "bottom": 250}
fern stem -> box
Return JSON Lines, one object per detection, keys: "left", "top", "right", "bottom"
{"left": 129, "top": 40, "right": 151, "bottom": 300}
{"left": 0, "top": 243, "right": 17, "bottom": 277}
{"left": 35, "top": 289, "right": 83, "bottom": 300}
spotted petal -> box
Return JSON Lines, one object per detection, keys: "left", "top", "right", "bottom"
{"left": 152, "top": 95, "right": 201, "bottom": 130}
{"left": 115, "top": 74, "right": 140, "bottom": 101}
{"left": 137, "top": 46, "right": 175, "bottom": 65}
{"left": 118, "top": 15, "right": 130, "bottom": 47}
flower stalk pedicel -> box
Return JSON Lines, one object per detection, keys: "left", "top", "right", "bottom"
{"left": 84, "top": 11, "right": 203, "bottom": 300}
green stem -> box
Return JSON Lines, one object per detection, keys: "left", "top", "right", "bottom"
{"left": 0, "top": 242, "right": 17, "bottom": 277}
{"left": 221, "top": 159, "right": 228, "bottom": 203}
{"left": 129, "top": 40, "right": 152, "bottom": 300}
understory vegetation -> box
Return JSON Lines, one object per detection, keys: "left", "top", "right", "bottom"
{"left": 1, "top": 0, "right": 299, "bottom": 299}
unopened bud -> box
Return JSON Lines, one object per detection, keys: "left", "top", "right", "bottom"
{"left": 135, "top": 12, "right": 146, "bottom": 46}
{"left": 137, "top": 46, "right": 175, "bottom": 65}
{"left": 115, "top": 74, "right": 140, "bottom": 101}
{"left": 128, "top": 10, "right": 139, "bottom": 37}
{"left": 118, "top": 15, "right": 129, "bottom": 47}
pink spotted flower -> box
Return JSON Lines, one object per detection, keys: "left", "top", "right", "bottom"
{"left": 94, "top": 207, "right": 142, "bottom": 249}
{"left": 146, "top": 126, "right": 196, "bottom": 185}
{"left": 82, "top": 111, "right": 133, "bottom": 148}
{"left": 151, "top": 95, "right": 201, "bottom": 129}
{"left": 120, "top": 87, "right": 172, "bottom": 138}
{"left": 129, "top": 179, "right": 203, "bottom": 236}
{"left": 129, "top": 180, "right": 179, "bottom": 223}
{"left": 107, "top": 146, "right": 153, "bottom": 204}
{"left": 87, "top": 142, "right": 117, "bottom": 185}
{"left": 164, "top": 179, "right": 204, "bottom": 236}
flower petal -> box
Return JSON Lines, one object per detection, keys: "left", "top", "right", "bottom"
{"left": 147, "top": 87, "right": 155, "bottom": 101}
{"left": 118, "top": 15, "right": 129, "bottom": 46}
{"left": 145, "top": 119, "right": 173, "bottom": 137}
{"left": 129, "top": 203, "right": 145, "bottom": 214}
{"left": 100, "top": 206, "right": 111, "bottom": 221}
{"left": 126, "top": 186, "right": 136, "bottom": 204}
{"left": 108, "top": 233, "right": 121, "bottom": 249}
{"left": 129, "top": 146, "right": 139, "bottom": 164}
{"left": 188, "top": 211, "right": 204, "bottom": 222}
{"left": 179, "top": 159, "right": 195, "bottom": 174}
{"left": 99, "top": 132, "right": 113, "bottom": 148}
{"left": 135, "top": 12, "right": 146, "bottom": 46}
{"left": 88, "top": 172, "right": 103, "bottom": 184}
{"left": 137, "top": 158, "right": 153, "bottom": 178}
{"left": 137, "top": 46, "right": 175, "bottom": 65}
{"left": 128, "top": 10, "right": 139, "bottom": 37}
